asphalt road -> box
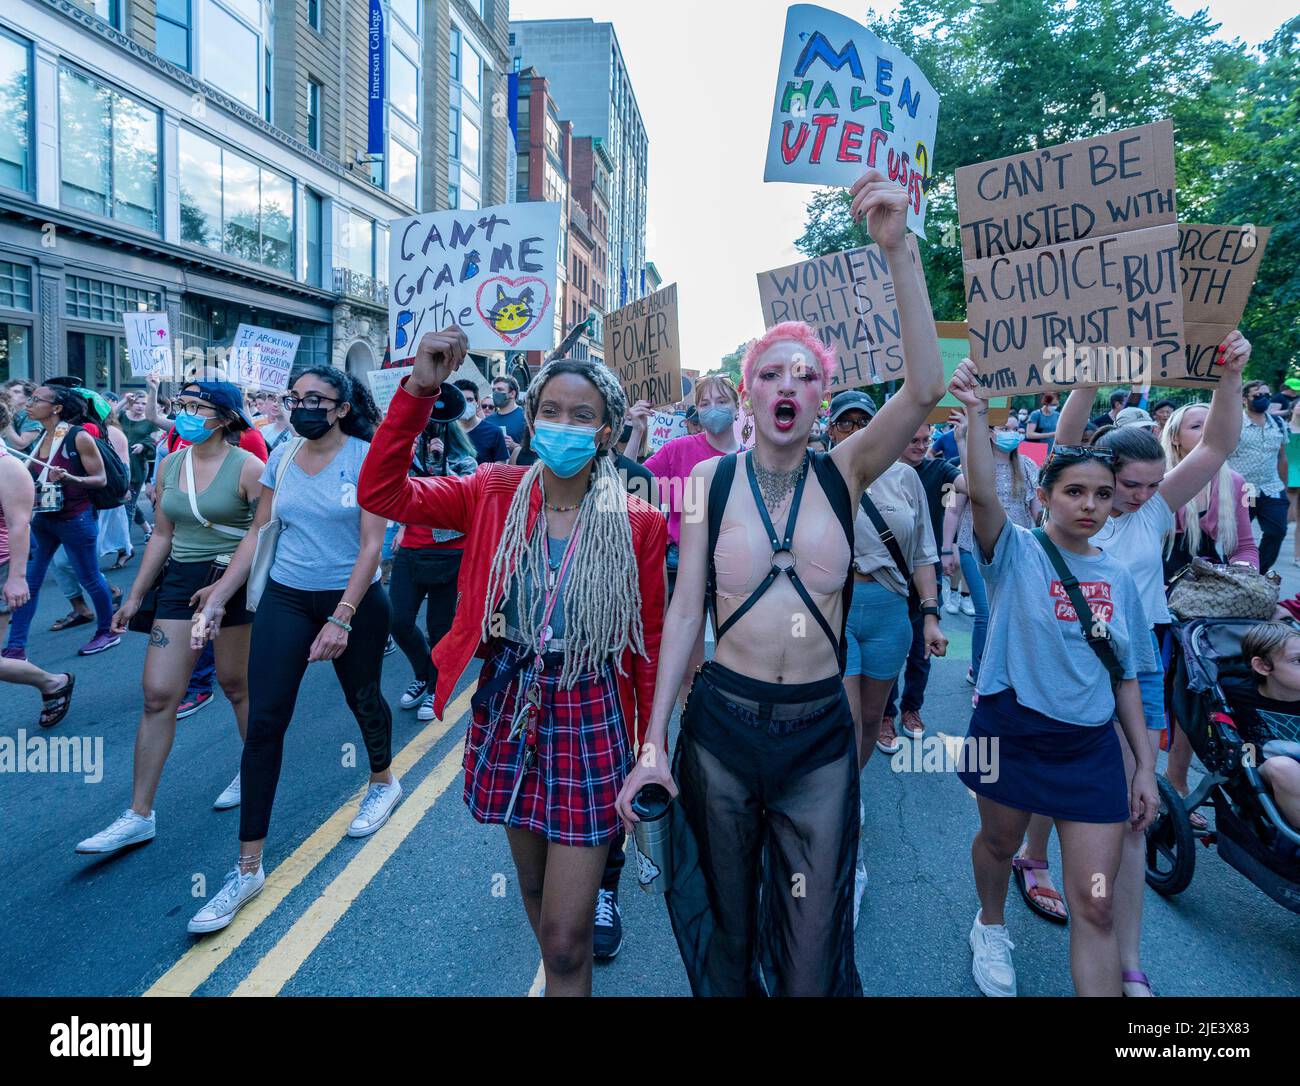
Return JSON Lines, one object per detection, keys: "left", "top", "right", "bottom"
{"left": 2, "top": 524, "right": 1298, "bottom": 997}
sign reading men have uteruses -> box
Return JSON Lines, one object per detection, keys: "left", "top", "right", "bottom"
{"left": 388, "top": 201, "right": 562, "bottom": 358}
{"left": 765, "top": 4, "right": 939, "bottom": 237}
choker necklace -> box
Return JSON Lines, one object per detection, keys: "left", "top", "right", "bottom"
{"left": 541, "top": 476, "right": 591, "bottom": 513}
{"left": 753, "top": 454, "right": 807, "bottom": 514}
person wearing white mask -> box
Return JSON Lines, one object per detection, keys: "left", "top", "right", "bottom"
{"left": 453, "top": 379, "right": 508, "bottom": 464}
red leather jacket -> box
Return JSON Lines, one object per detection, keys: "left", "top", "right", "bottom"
{"left": 358, "top": 379, "right": 666, "bottom": 746}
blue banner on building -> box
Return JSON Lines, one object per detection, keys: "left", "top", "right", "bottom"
{"left": 620, "top": 265, "right": 628, "bottom": 308}
{"left": 507, "top": 72, "right": 520, "bottom": 140}
{"left": 366, "top": 0, "right": 385, "bottom": 155}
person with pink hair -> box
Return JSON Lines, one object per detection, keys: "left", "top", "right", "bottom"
{"left": 617, "top": 169, "right": 946, "bottom": 996}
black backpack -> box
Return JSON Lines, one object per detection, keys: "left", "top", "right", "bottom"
{"left": 63, "top": 425, "right": 130, "bottom": 510}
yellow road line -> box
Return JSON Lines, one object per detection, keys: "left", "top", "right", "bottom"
{"left": 233, "top": 739, "right": 465, "bottom": 996}
{"left": 143, "top": 686, "right": 474, "bottom": 997}
{"left": 528, "top": 959, "right": 545, "bottom": 997}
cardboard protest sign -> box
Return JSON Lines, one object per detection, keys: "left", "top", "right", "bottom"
{"left": 605, "top": 283, "right": 682, "bottom": 406}
{"left": 765, "top": 4, "right": 938, "bottom": 236}
{"left": 230, "top": 324, "right": 300, "bottom": 390}
{"left": 928, "top": 321, "right": 1008, "bottom": 426}
{"left": 956, "top": 121, "right": 1183, "bottom": 397}
{"left": 367, "top": 357, "right": 487, "bottom": 416}
{"left": 647, "top": 410, "right": 687, "bottom": 455}
{"left": 389, "top": 202, "right": 561, "bottom": 360}
{"left": 122, "top": 312, "right": 172, "bottom": 377}
{"left": 1171, "top": 223, "right": 1271, "bottom": 388}
{"left": 756, "top": 238, "right": 919, "bottom": 390}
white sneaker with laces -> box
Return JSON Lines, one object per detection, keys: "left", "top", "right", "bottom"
{"left": 76, "top": 809, "right": 156, "bottom": 854}
{"left": 348, "top": 778, "right": 403, "bottom": 837}
{"left": 213, "top": 773, "right": 241, "bottom": 810}
{"left": 853, "top": 862, "right": 868, "bottom": 928}
{"left": 970, "top": 910, "right": 1017, "bottom": 996}
{"left": 960, "top": 596, "right": 976, "bottom": 617}
{"left": 417, "top": 694, "right": 436, "bottom": 721}
{"left": 187, "top": 865, "right": 265, "bottom": 934}
{"left": 399, "top": 679, "right": 428, "bottom": 709}
{"left": 944, "top": 594, "right": 960, "bottom": 616}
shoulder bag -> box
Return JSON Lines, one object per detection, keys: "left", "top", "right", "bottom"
{"left": 859, "top": 492, "right": 921, "bottom": 620}
{"left": 246, "top": 437, "right": 306, "bottom": 612}
{"left": 1167, "top": 557, "right": 1280, "bottom": 621}
{"left": 1031, "top": 527, "right": 1125, "bottom": 688}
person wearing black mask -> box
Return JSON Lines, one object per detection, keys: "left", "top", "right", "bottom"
{"left": 483, "top": 375, "right": 527, "bottom": 450}
{"left": 1229, "top": 379, "right": 1289, "bottom": 574}
{"left": 188, "top": 366, "right": 395, "bottom": 934}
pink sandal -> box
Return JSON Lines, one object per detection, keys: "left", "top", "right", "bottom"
{"left": 1012, "top": 855, "right": 1070, "bottom": 925}
{"left": 1122, "top": 970, "right": 1155, "bottom": 996}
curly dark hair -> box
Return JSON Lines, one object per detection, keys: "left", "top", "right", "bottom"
{"left": 41, "top": 384, "right": 90, "bottom": 425}
{"left": 292, "top": 365, "right": 381, "bottom": 440}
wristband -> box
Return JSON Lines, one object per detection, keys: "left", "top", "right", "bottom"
{"left": 920, "top": 606, "right": 941, "bottom": 618}
{"left": 325, "top": 615, "right": 352, "bottom": 633}
{"left": 336, "top": 601, "right": 358, "bottom": 616}
{"left": 940, "top": 549, "right": 952, "bottom": 556}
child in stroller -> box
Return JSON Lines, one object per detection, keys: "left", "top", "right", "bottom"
{"left": 1229, "top": 622, "right": 1300, "bottom": 830}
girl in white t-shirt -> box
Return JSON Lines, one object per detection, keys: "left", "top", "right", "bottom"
{"left": 1049, "top": 330, "right": 1251, "bottom": 996}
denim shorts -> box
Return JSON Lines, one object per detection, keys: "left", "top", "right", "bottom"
{"left": 844, "top": 578, "right": 912, "bottom": 679}
{"left": 1137, "top": 630, "right": 1165, "bottom": 731}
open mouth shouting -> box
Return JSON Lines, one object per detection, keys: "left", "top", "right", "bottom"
{"left": 773, "top": 399, "right": 798, "bottom": 432}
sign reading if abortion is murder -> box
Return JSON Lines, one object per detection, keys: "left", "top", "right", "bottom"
{"left": 230, "top": 324, "right": 300, "bottom": 391}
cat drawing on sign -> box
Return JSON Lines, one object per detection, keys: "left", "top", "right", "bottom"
{"left": 487, "top": 285, "right": 535, "bottom": 336}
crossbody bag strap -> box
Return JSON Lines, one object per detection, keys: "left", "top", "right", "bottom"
{"left": 859, "top": 491, "right": 920, "bottom": 610}
{"left": 269, "top": 437, "right": 307, "bottom": 519}
{"left": 184, "top": 447, "right": 246, "bottom": 539}
{"left": 1031, "top": 527, "right": 1125, "bottom": 685}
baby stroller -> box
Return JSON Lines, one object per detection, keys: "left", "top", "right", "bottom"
{"left": 1150, "top": 617, "right": 1300, "bottom": 914}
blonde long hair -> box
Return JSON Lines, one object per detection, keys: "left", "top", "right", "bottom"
{"left": 1160, "top": 403, "right": 1237, "bottom": 560}
{"left": 480, "top": 358, "right": 646, "bottom": 687}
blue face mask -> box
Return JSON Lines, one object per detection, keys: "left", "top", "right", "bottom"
{"left": 531, "top": 421, "right": 602, "bottom": 478}
{"left": 174, "top": 412, "right": 216, "bottom": 445}
{"left": 993, "top": 432, "right": 1023, "bottom": 453}
{"left": 698, "top": 405, "right": 736, "bottom": 435}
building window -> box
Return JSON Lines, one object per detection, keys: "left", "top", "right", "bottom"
{"left": 307, "top": 0, "right": 321, "bottom": 31}
{"left": 178, "top": 127, "right": 294, "bottom": 274}
{"left": 0, "top": 31, "right": 32, "bottom": 193}
{"left": 203, "top": 0, "right": 260, "bottom": 110}
{"left": 59, "top": 66, "right": 160, "bottom": 231}
{"left": 264, "top": 46, "right": 273, "bottom": 122}
{"left": 448, "top": 106, "right": 459, "bottom": 159}
{"left": 388, "top": 135, "right": 417, "bottom": 207}
{"left": 65, "top": 275, "right": 160, "bottom": 323}
{"left": 461, "top": 115, "right": 480, "bottom": 174}
{"left": 94, "top": 0, "right": 123, "bottom": 30}
{"left": 155, "top": 0, "right": 191, "bottom": 70}
{"left": 462, "top": 39, "right": 482, "bottom": 101}
{"left": 306, "top": 78, "right": 321, "bottom": 150}
{"left": 0, "top": 323, "right": 31, "bottom": 383}
{"left": 305, "top": 189, "right": 322, "bottom": 287}
{"left": 0, "top": 261, "right": 32, "bottom": 310}
{"left": 449, "top": 28, "right": 460, "bottom": 82}
{"left": 390, "top": 47, "right": 418, "bottom": 123}
{"left": 391, "top": 0, "right": 418, "bottom": 32}
{"left": 447, "top": 183, "right": 459, "bottom": 209}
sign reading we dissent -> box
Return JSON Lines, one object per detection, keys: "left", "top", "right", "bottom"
{"left": 604, "top": 283, "right": 682, "bottom": 407}
{"left": 956, "top": 121, "right": 1184, "bottom": 397}
{"left": 765, "top": 4, "right": 939, "bottom": 237}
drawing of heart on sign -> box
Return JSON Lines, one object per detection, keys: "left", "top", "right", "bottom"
{"left": 474, "top": 276, "right": 552, "bottom": 347}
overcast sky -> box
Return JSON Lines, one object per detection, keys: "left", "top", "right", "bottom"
{"left": 509, "top": 0, "right": 1293, "bottom": 370}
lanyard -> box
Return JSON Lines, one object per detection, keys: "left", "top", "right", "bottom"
{"left": 532, "top": 519, "right": 582, "bottom": 669}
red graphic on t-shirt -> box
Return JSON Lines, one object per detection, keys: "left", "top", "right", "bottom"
{"left": 1049, "top": 580, "right": 1113, "bottom": 623}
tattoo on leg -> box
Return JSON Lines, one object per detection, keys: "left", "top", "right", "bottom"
{"left": 149, "top": 625, "right": 170, "bottom": 648}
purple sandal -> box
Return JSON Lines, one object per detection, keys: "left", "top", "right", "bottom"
{"left": 1012, "top": 855, "right": 1070, "bottom": 925}
{"left": 1122, "top": 970, "right": 1155, "bottom": 996}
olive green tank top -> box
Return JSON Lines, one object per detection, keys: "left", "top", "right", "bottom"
{"left": 161, "top": 447, "right": 255, "bottom": 563}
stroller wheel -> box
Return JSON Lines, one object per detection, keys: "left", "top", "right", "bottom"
{"left": 1145, "top": 775, "right": 1196, "bottom": 896}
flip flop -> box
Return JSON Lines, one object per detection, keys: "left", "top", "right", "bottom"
{"left": 1122, "top": 970, "right": 1155, "bottom": 996}
{"left": 39, "top": 673, "right": 76, "bottom": 728}
{"left": 49, "top": 613, "right": 93, "bottom": 632}
{"left": 1012, "top": 855, "right": 1070, "bottom": 925}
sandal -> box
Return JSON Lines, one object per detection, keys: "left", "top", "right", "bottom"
{"left": 49, "top": 612, "right": 93, "bottom": 632}
{"left": 109, "top": 552, "right": 132, "bottom": 571}
{"left": 1122, "top": 970, "right": 1155, "bottom": 996}
{"left": 1012, "top": 855, "right": 1070, "bottom": 925}
{"left": 39, "top": 673, "right": 76, "bottom": 728}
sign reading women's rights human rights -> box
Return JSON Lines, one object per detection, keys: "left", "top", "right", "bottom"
{"left": 389, "top": 202, "right": 561, "bottom": 359}
{"left": 605, "top": 283, "right": 682, "bottom": 406}
{"left": 1174, "top": 223, "right": 1270, "bottom": 388}
{"left": 765, "top": 5, "right": 939, "bottom": 236}
{"left": 956, "top": 121, "right": 1184, "bottom": 397}
{"left": 756, "top": 237, "right": 920, "bottom": 389}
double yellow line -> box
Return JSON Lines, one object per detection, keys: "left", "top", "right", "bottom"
{"left": 144, "top": 686, "right": 474, "bottom": 997}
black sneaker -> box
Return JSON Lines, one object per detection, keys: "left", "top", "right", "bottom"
{"left": 592, "top": 888, "right": 623, "bottom": 960}
{"left": 384, "top": 635, "right": 399, "bottom": 656}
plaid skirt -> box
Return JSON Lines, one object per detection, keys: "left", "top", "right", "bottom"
{"left": 464, "top": 640, "right": 632, "bottom": 846}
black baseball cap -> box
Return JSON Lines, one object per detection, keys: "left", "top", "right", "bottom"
{"left": 829, "top": 390, "right": 878, "bottom": 422}
{"left": 179, "top": 381, "right": 254, "bottom": 429}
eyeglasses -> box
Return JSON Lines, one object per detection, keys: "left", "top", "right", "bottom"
{"left": 830, "top": 416, "right": 872, "bottom": 433}
{"left": 282, "top": 393, "right": 340, "bottom": 411}
{"left": 28, "top": 395, "right": 56, "bottom": 406}
{"left": 1049, "top": 444, "right": 1115, "bottom": 465}
{"left": 175, "top": 401, "right": 219, "bottom": 417}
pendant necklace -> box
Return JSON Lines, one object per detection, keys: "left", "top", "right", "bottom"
{"left": 752, "top": 454, "right": 807, "bottom": 515}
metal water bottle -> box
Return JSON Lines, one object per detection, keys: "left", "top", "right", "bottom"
{"left": 631, "top": 784, "right": 674, "bottom": 894}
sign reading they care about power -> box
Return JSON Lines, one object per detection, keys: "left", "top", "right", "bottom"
{"left": 604, "top": 283, "right": 682, "bottom": 407}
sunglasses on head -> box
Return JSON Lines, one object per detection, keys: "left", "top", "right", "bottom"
{"left": 1049, "top": 444, "right": 1115, "bottom": 466}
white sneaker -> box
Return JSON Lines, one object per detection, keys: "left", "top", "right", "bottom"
{"left": 187, "top": 865, "right": 265, "bottom": 934}
{"left": 853, "top": 862, "right": 868, "bottom": 928}
{"left": 348, "top": 778, "right": 403, "bottom": 837}
{"left": 399, "top": 678, "right": 428, "bottom": 709}
{"left": 859, "top": 800, "right": 865, "bottom": 827}
{"left": 213, "top": 773, "right": 241, "bottom": 810}
{"left": 960, "top": 596, "right": 976, "bottom": 617}
{"left": 970, "top": 910, "right": 1017, "bottom": 996}
{"left": 417, "top": 694, "right": 436, "bottom": 721}
{"left": 944, "top": 593, "right": 960, "bottom": 616}
{"left": 76, "top": 809, "right": 155, "bottom": 854}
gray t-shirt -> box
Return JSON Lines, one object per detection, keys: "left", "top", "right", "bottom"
{"left": 502, "top": 534, "right": 572, "bottom": 639}
{"left": 260, "top": 436, "right": 380, "bottom": 592}
{"left": 976, "top": 522, "right": 1156, "bottom": 727}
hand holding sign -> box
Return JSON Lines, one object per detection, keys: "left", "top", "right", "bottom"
{"left": 409, "top": 326, "right": 468, "bottom": 397}
{"left": 948, "top": 360, "right": 983, "bottom": 410}
{"left": 849, "top": 168, "right": 908, "bottom": 251}
{"left": 1217, "top": 330, "right": 1251, "bottom": 375}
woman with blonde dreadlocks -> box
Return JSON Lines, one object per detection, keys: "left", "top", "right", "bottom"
{"left": 358, "top": 327, "right": 666, "bottom": 996}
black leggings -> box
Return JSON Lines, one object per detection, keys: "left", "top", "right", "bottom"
{"left": 239, "top": 578, "right": 393, "bottom": 841}
{"left": 388, "top": 546, "right": 461, "bottom": 684}
{"left": 666, "top": 662, "right": 862, "bottom": 997}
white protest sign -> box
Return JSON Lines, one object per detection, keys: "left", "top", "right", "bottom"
{"left": 230, "top": 324, "right": 300, "bottom": 391}
{"left": 122, "top": 312, "right": 172, "bottom": 377}
{"left": 647, "top": 411, "right": 687, "bottom": 454}
{"left": 764, "top": 4, "right": 938, "bottom": 236}
{"left": 389, "top": 202, "right": 562, "bottom": 360}
{"left": 366, "top": 358, "right": 488, "bottom": 416}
